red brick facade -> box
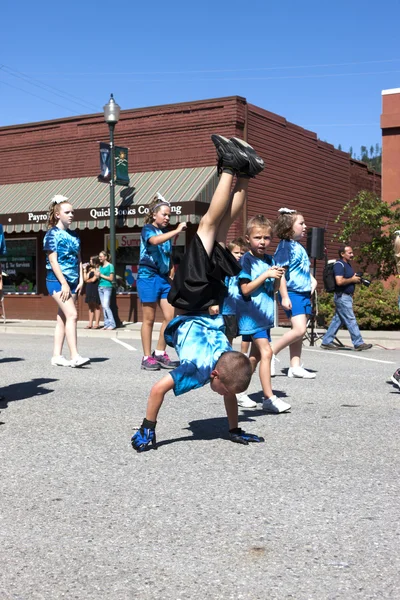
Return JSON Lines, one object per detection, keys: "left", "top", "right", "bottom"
{"left": 381, "top": 88, "right": 400, "bottom": 205}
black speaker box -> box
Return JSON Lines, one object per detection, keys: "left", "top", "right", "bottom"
{"left": 307, "top": 227, "right": 325, "bottom": 259}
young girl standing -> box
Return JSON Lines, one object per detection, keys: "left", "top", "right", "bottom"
{"left": 273, "top": 209, "right": 317, "bottom": 378}
{"left": 137, "top": 193, "right": 187, "bottom": 371}
{"left": 43, "top": 194, "right": 90, "bottom": 368}
{"left": 97, "top": 250, "right": 116, "bottom": 330}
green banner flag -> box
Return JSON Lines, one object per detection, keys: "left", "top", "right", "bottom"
{"left": 115, "top": 147, "right": 129, "bottom": 186}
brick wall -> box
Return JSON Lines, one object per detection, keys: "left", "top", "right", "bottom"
{"left": 0, "top": 97, "right": 247, "bottom": 184}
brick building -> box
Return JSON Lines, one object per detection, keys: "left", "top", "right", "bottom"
{"left": 381, "top": 87, "right": 400, "bottom": 205}
{"left": 0, "top": 96, "right": 381, "bottom": 320}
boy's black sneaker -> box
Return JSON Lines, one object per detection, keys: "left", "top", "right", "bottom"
{"left": 391, "top": 368, "right": 400, "bottom": 389}
{"left": 211, "top": 134, "right": 249, "bottom": 175}
{"left": 230, "top": 137, "right": 265, "bottom": 178}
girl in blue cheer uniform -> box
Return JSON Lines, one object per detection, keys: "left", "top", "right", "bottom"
{"left": 43, "top": 195, "right": 90, "bottom": 368}
{"left": 273, "top": 208, "right": 317, "bottom": 379}
{"left": 137, "top": 193, "right": 187, "bottom": 371}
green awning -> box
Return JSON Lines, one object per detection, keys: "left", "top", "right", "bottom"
{"left": 0, "top": 166, "right": 218, "bottom": 233}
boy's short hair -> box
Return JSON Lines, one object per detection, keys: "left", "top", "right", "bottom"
{"left": 215, "top": 351, "right": 252, "bottom": 393}
{"left": 246, "top": 215, "right": 273, "bottom": 236}
{"left": 227, "top": 237, "right": 247, "bottom": 252}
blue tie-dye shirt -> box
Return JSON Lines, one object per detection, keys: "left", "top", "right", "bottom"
{"left": 164, "top": 314, "right": 232, "bottom": 396}
{"left": 237, "top": 252, "right": 275, "bottom": 335}
{"left": 138, "top": 224, "right": 171, "bottom": 278}
{"left": 221, "top": 274, "right": 240, "bottom": 316}
{"left": 43, "top": 227, "right": 80, "bottom": 284}
{"left": 274, "top": 240, "right": 311, "bottom": 292}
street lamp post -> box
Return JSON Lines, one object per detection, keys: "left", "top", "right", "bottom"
{"left": 103, "top": 94, "right": 121, "bottom": 277}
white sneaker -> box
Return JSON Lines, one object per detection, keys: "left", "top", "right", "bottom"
{"left": 51, "top": 355, "right": 71, "bottom": 367}
{"left": 288, "top": 366, "right": 316, "bottom": 379}
{"left": 271, "top": 354, "right": 279, "bottom": 377}
{"left": 236, "top": 393, "right": 257, "bottom": 408}
{"left": 262, "top": 395, "right": 291, "bottom": 414}
{"left": 70, "top": 355, "right": 90, "bottom": 368}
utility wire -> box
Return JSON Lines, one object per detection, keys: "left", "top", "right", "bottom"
{"left": 0, "top": 79, "right": 81, "bottom": 115}
{"left": 26, "top": 58, "right": 400, "bottom": 76}
{"left": 33, "top": 69, "right": 400, "bottom": 83}
{"left": 0, "top": 64, "right": 101, "bottom": 111}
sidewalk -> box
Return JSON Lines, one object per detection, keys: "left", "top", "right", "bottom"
{"left": 1, "top": 319, "right": 399, "bottom": 349}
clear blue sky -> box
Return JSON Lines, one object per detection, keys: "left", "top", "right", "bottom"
{"left": 2, "top": 0, "right": 400, "bottom": 157}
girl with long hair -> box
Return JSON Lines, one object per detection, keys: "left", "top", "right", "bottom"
{"left": 272, "top": 208, "right": 317, "bottom": 379}
{"left": 43, "top": 194, "right": 90, "bottom": 367}
{"left": 137, "top": 193, "right": 187, "bottom": 370}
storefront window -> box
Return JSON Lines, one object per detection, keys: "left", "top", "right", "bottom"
{"left": 104, "top": 232, "right": 186, "bottom": 292}
{"left": 0, "top": 238, "right": 37, "bottom": 293}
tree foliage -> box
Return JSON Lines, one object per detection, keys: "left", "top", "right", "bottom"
{"left": 334, "top": 191, "right": 400, "bottom": 280}
{"left": 344, "top": 144, "right": 382, "bottom": 173}
{"left": 318, "top": 281, "right": 400, "bottom": 330}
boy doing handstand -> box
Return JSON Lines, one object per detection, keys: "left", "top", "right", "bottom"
{"left": 131, "top": 135, "right": 265, "bottom": 451}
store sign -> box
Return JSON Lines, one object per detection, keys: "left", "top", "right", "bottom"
{"left": 27, "top": 212, "right": 48, "bottom": 222}
{"left": 2, "top": 200, "right": 207, "bottom": 228}
{"left": 89, "top": 204, "right": 183, "bottom": 219}
{"left": 104, "top": 232, "right": 186, "bottom": 249}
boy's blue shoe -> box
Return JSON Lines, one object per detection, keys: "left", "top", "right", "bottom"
{"left": 230, "top": 137, "right": 265, "bottom": 178}
{"left": 228, "top": 428, "right": 264, "bottom": 445}
{"left": 131, "top": 427, "right": 157, "bottom": 452}
{"left": 211, "top": 134, "right": 249, "bottom": 174}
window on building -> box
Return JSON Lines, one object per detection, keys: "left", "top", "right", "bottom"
{"left": 0, "top": 238, "right": 37, "bottom": 293}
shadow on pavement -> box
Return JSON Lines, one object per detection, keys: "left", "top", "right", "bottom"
{"left": 0, "top": 378, "right": 58, "bottom": 414}
{"left": 155, "top": 413, "right": 265, "bottom": 448}
{"left": 0, "top": 357, "right": 25, "bottom": 364}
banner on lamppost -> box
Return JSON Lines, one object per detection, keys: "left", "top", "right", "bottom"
{"left": 98, "top": 142, "right": 111, "bottom": 183}
{"left": 115, "top": 146, "right": 130, "bottom": 186}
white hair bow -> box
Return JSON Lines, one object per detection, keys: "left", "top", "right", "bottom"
{"left": 51, "top": 194, "right": 69, "bottom": 205}
{"left": 394, "top": 230, "right": 400, "bottom": 236}
{"left": 156, "top": 192, "right": 167, "bottom": 203}
{"left": 153, "top": 191, "right": 170, "bottom": 210}
{"left": 278, "top": 207, "right": 296, "bottom": 214}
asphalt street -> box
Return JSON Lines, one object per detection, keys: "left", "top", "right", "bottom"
{"left": 0, "top": 333, "right": 399, "bottom": 600}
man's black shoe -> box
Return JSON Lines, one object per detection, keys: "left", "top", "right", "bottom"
{"left": 354, "top": 343, "right": 373, "bottom": 351}
{"left": 230, "top": 137, "right": 265, "bottom": 178}
{"left": 320, "top": 343, "right": 338, "bottom": 350}
{"left": 211, "top": 134, "right": 249, "bottom": 174}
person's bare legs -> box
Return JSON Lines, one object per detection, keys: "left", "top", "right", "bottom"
{"left": 155, "top": 298, "right": 175, "bottom": 352}
{"left": 141, "top": 303, "right": 156, "bottom": 356}
{"left": 252, "top": 338, "right": 273, "bottom": 398}
{"left": 51, "top": 293, "right": 79, "bottom": 359}
{"left": 53, "top": 310, "right": 66, "bottom": 357}
{"left": 287, "top": 315, "right": 307, "bottom": 367}
{"left": 197, "top": 172, "right": 235, "bottom": 256}
{"left": 94, "top": 305, "right": 101, "bottom": 328}
{"left": 87, "top": 301, "right": 96, "bottom": 327}
{"left": 241, "top": 339, "right": 250, "bottom": 355}
{"left": 216, "top": 177, "right": 249, "bottom": 245}
{"left": 272, "top": 314, "right": 307, "bottom": 365}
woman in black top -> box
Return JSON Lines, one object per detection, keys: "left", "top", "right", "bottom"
{"left": 83, "top": 256, "right": 101, "bottom": 329}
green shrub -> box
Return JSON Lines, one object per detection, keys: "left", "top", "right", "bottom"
{"left": 317, "top": 281, "right": 400, "bottom": 330}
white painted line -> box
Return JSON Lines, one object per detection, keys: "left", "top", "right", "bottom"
{"left": 111, "top": 338, "right": 137, "bottom": 352}
{"left": 303, "top": 348, "right": 395, "bottom": 365}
